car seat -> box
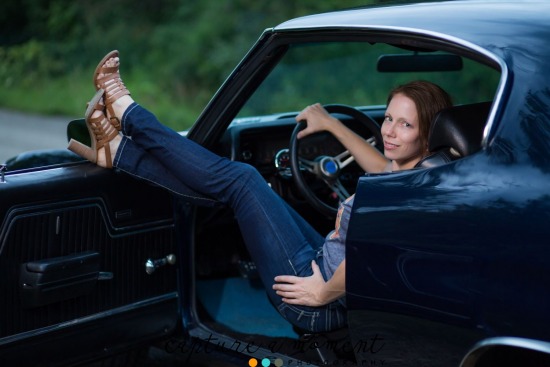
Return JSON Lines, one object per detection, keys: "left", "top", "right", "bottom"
{"left": 416, "top": 101, "right": 492, "bottom": 168}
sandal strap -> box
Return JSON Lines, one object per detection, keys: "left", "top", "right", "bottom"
{"left": 94, "top": 65, "right": 118, "bottom": 85}
{"left": 93, "top": 50, "right": 130, "bottom": 131}
{"left": 87, "top": 99, "right": 105, "bottom": 113}
{"left": 93, "top": 50, "right": 119, "bottom": 90}
{"left": 89, "top": 112, "right": 118, "bottom": 143}
{"left": 97, "top": 75, "right": 130, "bottom": 132}
{"left": 102, "top": 77, "right": 130, "bottom": 104}
{"left": 85, "top": 90, "right": 118, "bottom": 168}
{"left": 100, "top": 75, "right": 129, "bottom": 131}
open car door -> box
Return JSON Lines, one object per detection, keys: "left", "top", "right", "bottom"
{"left": 345, "top": 154, "right": 550, "bottom": 366}
{"left": 0, "top": 120, "right": 180, "bottom": 365}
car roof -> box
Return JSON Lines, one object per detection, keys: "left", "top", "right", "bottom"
{"left": 273, "top": 1, "right": 550, "bottom": 150}
{"left": 274, "top": 0, "right": 550, "bottom": 59}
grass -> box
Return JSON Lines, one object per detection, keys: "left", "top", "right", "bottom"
{"left": 0, "top": 68, "right": 201, "bottom": 132}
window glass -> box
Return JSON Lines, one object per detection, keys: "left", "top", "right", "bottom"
{"left": 238, "top": 41, "right": 500, "bottom": 118}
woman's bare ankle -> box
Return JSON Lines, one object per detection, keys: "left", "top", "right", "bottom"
{"left": 112, "top": 95, "right": 135, "bottom": 122}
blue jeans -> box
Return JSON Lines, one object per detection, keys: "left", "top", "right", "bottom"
{"left": 113, "top": 103, "right": 347, "bottom": 332}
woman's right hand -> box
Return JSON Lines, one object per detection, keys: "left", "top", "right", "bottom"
{"left": 273, "top": 260, "right": 340, "bottom": 307}
{"left": 296, "top": 103, "right": 389, "bottom": 173}
{"left": 295, "top": 103, "right": 341, "bottom": 139}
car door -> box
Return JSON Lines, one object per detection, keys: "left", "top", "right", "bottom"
{"left": 0, "top": 130, "right": 180, "bottom": 365}
{"left": 345, "top": 161, "right": 484, "bottom": 366}
{"left": 345, "top": 148, "right": 550, "bottom": 366}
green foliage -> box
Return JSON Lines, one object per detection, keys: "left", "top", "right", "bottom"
{"left": 0, "top": 0, "right": 434, "bottom": 130}
{"left": 0, "top": 0, "right": 378, "bottom": 130}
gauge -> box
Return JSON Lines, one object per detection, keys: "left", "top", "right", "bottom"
{"left": 274, "top": 149, "right": 292, "bottom": 178}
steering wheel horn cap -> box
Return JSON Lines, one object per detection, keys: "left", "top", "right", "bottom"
{"left": 320, "top": 157, "right": 339, "bottom": 177}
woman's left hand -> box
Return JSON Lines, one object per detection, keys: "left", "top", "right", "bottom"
{"left": 273, "top": 260, "right": 328, "bottom": 307}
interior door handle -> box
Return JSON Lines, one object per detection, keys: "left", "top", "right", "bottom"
{"left": 20, "top": 251, "right": 102, "bottom": 308}
{"left": 145, "top": 254, "right": 176, "bottom": 275}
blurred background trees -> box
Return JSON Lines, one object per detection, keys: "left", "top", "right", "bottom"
{"left": 0, "top": 0, "right": 383, "bottom": 129}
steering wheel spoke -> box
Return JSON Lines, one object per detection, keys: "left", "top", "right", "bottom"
{"left": 298, "top": 157, "right": 317, "bottom": 174}
{"left": 334, "top": 150, "right": 354, "bottom": 169}
{"left": 334, "top": 136, "right": 378, "bottom": 170}
{"left": 326, "top": 178, "right": 351, "bottom": 202}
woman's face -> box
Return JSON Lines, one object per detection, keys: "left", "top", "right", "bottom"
{"left": 381, "top": 93, "right": 425, "bottom": 170}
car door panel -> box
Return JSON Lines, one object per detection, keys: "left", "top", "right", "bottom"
{"left": 345, "top": 154, "right": 550, "bottom": 365}
{"left": 0, "top": 163, "right": 179, "bottom": 365}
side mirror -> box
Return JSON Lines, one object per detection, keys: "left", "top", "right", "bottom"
{"left": 66, "top": 119, "right": 91, "bottom": 146}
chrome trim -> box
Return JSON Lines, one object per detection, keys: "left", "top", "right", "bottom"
{"left": 0, "top": 164, "right": 6, "bottom": 183}
{"left": 460, "top": 337, "right": 550, "bottom": 367}
{"left": 0, "top": 292, "right": 178, "bottom": 346}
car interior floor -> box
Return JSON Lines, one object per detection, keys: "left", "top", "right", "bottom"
{"left": 193, "top": 197, "right": 339, "bottom": 342}
{"left": 194, "top": 207, "right": 300, "bottom": 339}
{"left": 196, "top": 276, "right": 299, "bottom": 338}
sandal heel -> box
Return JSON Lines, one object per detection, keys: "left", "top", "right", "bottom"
{"left": 66, "top": 89, "right": 118, "bottom": 168}
{"left": 68, "top": 139, "right": 97, "bottom": 163}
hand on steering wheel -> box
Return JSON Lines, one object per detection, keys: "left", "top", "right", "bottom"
{"left": 290, "top": 104, "right": 383, "bottom": 216}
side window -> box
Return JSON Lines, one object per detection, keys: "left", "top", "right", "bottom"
{"left": 236, "top": 40, "right": 500, "bottom": 168}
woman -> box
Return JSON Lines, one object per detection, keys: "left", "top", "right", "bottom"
{"left": 68, "top": 50, "right": 452, "bottom": 332}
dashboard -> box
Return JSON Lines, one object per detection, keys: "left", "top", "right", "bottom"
{"left": 216, "top": 110, "right": 384, "bottom": 213}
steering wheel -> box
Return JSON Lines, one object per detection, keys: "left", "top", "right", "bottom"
{"left": 289, "top": 104, "right": 383, "bottom": 216}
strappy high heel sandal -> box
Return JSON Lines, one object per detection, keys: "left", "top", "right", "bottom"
{"left": 93, "top": 50, "right": 130, "bottom": 131}
{"left": 67, "top": 89, "right": 118, "bottom": 168}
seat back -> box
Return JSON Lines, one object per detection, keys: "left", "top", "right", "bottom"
{"left": 416, "top": 101, "right": 492, "bottom": 168}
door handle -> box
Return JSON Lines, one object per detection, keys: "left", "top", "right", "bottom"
{"left": 20, "top": 251, "right": 101, "bottom": 308}
{"left": 145, "top": 254, "right": 176, "bottom": 275}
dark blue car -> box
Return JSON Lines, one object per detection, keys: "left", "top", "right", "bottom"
{"left": 1, "top": 1, "right": 550, "bottom": 366}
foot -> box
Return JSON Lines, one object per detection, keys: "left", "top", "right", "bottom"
{"left": 68, "top": 90, "right": 121, "bottom": 168}
{"left": 87, "top": 96, "right": 123, "bottom": 168}
{"left": 94, "top": 51, "right": 134, "bottom": 129}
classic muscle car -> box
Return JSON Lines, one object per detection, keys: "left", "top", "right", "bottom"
{"left": 1, "top": 1, "right": 550, "bottom": 366}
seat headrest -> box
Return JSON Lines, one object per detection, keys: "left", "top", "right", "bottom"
{"left": 428, "top": 101, "right": 492, "bottom": 157}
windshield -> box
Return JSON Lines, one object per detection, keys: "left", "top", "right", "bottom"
{"left": 238, "top": 41, "right": 500, "bottom": 118}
